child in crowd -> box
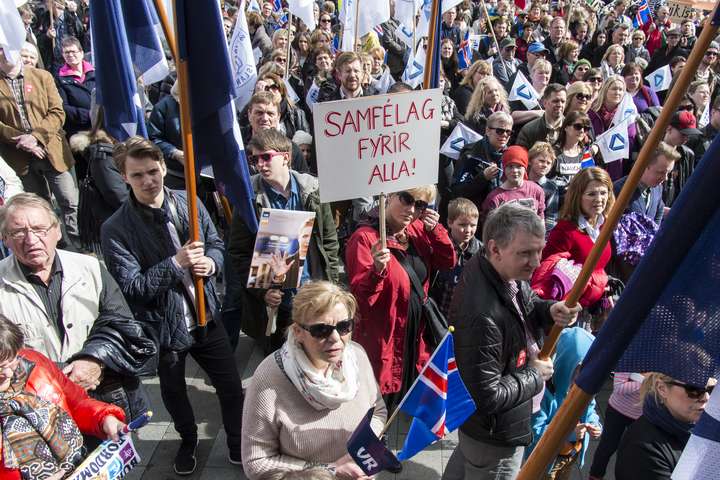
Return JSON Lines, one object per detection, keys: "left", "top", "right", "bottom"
{"left": 431, "top": 198, "right": 481, "bottom": 317}
{"left": 527, "top": 142, "right": 560, "bottom": 235}
{"left": 480, "top": 145, "right": 546, "bottom": 223}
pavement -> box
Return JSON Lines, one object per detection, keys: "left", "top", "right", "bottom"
{"left": 126, "top": 333, "right": 617, "bottom": 480}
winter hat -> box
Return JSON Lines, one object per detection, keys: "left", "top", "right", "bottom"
{"left": 502, "top": 145, "right": 529, "bottom": 170}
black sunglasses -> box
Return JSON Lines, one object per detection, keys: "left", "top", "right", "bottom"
{"left": 572, "top": 123, "right": 590, "bottom": 132}
{"left": 575, "top": 93, "right": 592, "bottom": 101}
{"left": 264, "top": 83, "right": 280, "bottom": 91}
{"left": 320, "top": 18, "right": 331, "bottom": 23}
{"left": 706, "top": 51, "right": 719, "bottom": 57}
{"left": 298, "top": 319, "right": 355, "bottom": 339}
{"left": 679, "top": 104, "right": 694, "bottom": 111}
{"left": 666, "top": 381, "right": 714, "bottom": 400}
{"left": 397, "top": 191, "right": 429, "bottom": 212}
{"left": 489, "top": 126, "right": 513, "bottom": 136}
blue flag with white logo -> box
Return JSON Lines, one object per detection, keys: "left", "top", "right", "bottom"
{"left": 119, "top": 0, "right": 169, "bottom": 86}
{"left": 90, "top": 0, "right": 147, "bottom": 140}
{"left": 175, "top": 0, "right": 259, "bottom": 232}
{"left": 346, "top": 407, "right": 402, "bottom": 476}
{"left": 575, "top": 134, "right": 720, "bottom": 395}
{"left": 397, "top": 333, "right": 476, "bottom": 460}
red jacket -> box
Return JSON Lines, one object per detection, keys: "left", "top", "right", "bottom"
{"left": 0, "top": 349, "right": 126, "bottom": 480}
{"left": 533, "top": 219, "right": 611, "bottom": 307}
{"left": 345, "top": 220, "right": 456, "bottom": 394}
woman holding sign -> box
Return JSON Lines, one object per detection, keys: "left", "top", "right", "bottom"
{"left": 345, "top": 186, "right": 456, "bottom": 410}
{"left": 0, "top": 316, "right": 126, "bottom": 480}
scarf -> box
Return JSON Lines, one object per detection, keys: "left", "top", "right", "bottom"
{"left": 643, "top": 394, "right": 694, "bottom": 443}
{"left": 598, "top": 104, "right": 616, "bottom": 131}
{"left": 0, "top": 358, "right": 84, "bottom": 479}
{"left": 278, "top": 328, "right": 359, "bottom": 411}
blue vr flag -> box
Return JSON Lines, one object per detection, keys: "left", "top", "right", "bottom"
{"left": 575, "top": 133, "right": 720, "bottom": 394}
{"left": 397, "top": 332, "right": 476, "bottom": 460}
{"left": 90, "top": 0, "right": 147, "bottom": 140}
{"left": 119, "top": 0, "right": 169, "bottom": 86}
{"left": 175, "top": 0, "right": 259, "bottom": 233}
{"left": 346, "top": 407, "right": 402, "bottom": 476}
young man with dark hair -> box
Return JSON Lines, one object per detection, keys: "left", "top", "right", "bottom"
{"left": 517, "top": 84, "right": 567, "bottom": 149}
{"left": 101, "top": 136, "right": 244, "bottom": 476}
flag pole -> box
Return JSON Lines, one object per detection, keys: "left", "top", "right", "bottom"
{"left": 479, "top": 0, "right": 509, "bottom": 81}
{"left": 518, "top": 4, "right": 720, "bottom": 478}
{"left": 379, "top": 327, "right": 454, "bottom": 437}
{"left": 167, "top": 0, "right": 208, "bottom": 335}
{"left": 423, "top": 0, "right": 440, "bottom": 88}
{"left": 153, "top": 0, "right": 178, "bottom": 63}
{"left": 285, "top": 13, "right": 293, "bottom": 79}
{"left": 379, "top": 193, "right": 387, "bottom": 249}
{"left": 353, "top": 0, "right": 361, "bottom": 51}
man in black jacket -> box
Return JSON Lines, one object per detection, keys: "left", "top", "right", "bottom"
{"left": 101, "top": 137, "right": 244, "bottom": 476}
{"left": 442, "top": 203, "right": 580, "bottom": 480}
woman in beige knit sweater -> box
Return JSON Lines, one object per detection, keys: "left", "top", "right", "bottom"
{"left": 241, "top": 281, "right": 387, "bottom": 480}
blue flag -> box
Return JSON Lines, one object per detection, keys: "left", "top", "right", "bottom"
{"left": 458, "top": 30, "right": 472, "bottom": 70}
{"left": 175, "top": 0, "right": 259, "bottom": 232}
{"left": 633, "top": 0, "right": 651, "bottom": 28}
{"left": 119, "top": 0, "right": 169, "bottom": 86}
{"left": 575, "top": 134, "right": 720, "bottom": 395}
{"left": 397, "top": 333, "right": 476, "bottom": 460}
{"left": 346, "top": 407, "right": 403, "bottom": 476}
{"left": 90, "top": 0, "right": 147, "bottom": 140}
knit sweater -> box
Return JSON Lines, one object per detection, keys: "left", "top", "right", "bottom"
{"left": 241, "top": 342, "right": 387, "bottom": 479}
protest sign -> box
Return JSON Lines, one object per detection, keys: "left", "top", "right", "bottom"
{"left": 667, "top": 0, "right": 697, "bottom": 22}
{"left": 67, "top": 436, "right": 140, "bottom": 480}
{"left": 312, "top": 89, "right": 442, "bottom": 203}
{"left": 247, "top": 209, "right": 316, "bottom": 289}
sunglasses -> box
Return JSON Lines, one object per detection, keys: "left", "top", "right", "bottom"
{"left": 666, "top": 381, "right": 714, "bottom": 400}
{"left": 588, "top": 77, "right": 603, "bottom": 83}
{"left": 248, "top": 150, "right": 285, "bottom": 164}
{"left": 320, "top": 18, "right": 331, "bottom": 23}
{"left": 572, "top": 123, "right": 590, "bottom": 131}
{"left": 706, "top": 51, "right": 718, "bottom": 57}
{"left": 298, "top": 319, "right": 354, "bottom": 339}
{"left": 575, "top": 93, "right": 592, "bottom": 101}
{"left": 679, "top": 104, "right": 694, "bottom": 111}
{"left": 397, "top": 191, "right": 429, "bottom": 212}
{"left": 489, "top": 126, "right": 513, "bottom": 136}
{"left": 264, "top": 83, "right": 280, "bottom": 91}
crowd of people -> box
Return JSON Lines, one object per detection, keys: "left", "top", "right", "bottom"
{"left": 0, "top": 0, "right": 717, "bottom": 479}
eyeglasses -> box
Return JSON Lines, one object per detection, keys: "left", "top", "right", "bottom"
{"left": 575, "top": 93, "right": 592, "bottom": 101}
{"left": 489, "top": 126, "right": 513, "bottom": 136}
{"left": 248, "top": 150, "right": 286, "bottom": 165}
{"left": 264, "top": 83, "right": 280, "bottom": 92}
{"left": 666, "top": 381, "right": 714, "bottom": 400}
{"left": 397, "top": 191, "right": 429, "bottom": 212}
{"left": 572, "top": 123, "right": 590, "bottom": 132}
{"left": 297, "top": 319, "right": 355, "bottom": 339}
{"left": 5, "top": 225, "right": 55, "bottom": 240}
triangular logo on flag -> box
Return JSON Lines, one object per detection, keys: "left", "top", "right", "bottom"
{"left": 595, "top": 117, "right": 631, "bottom": 164}
{"left": 509, "top": 71, "right": 539, "bottom": 109}
{"left": 440, "top": 123, "right": 483, "bottom": 160}
{"left": 611, "top": 93, "right": 638, "bottom": 127}
{"left": 646, "top": 65, "right": 672, "bottom": 92}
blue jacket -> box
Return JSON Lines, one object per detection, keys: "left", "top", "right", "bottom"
{"left": 614, "top": 176, "right": 665, "bottom": 226}
{"left": 527, "top": 327, "right": 601, "bottom": 468}
{"left": 101, "top": 189, "right": 224, "bottom": 352}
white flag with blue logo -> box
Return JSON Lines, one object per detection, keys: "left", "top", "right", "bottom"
{"left": 288, "top": 0, "right": 316, "bottom": 31}
{"left": 248, "top": 0, "right": 261, "bottom": 12}
{"left": 442, "top": 0, "right": 464, "bottom": 13}
{"left": 646, "top": 64, "right": 672, "bottom": 92}
{"left": 229, "top": 2, "right": 257, "bottom": 111}
{"left": 416, "top": 0, "right": 432, "bottom": 38}
{"left": 394, "top": 22, "right": 415, "bottom": 49}
{"left": 672, "top": 387, "right": 720, "bottom": 479}
{"left": 394, "top": 0, "right": 422, "bottom": 28}
{"left": 611, "top": 93, "right": 638, "bottom": 127}
{"left": 440, "top": 123, "right": 483, "bottom": 160}
{"left": 305, "top": 80, "right": 320, "bottom": 107}
{"left": 699, "top": 102, "right": 710, "bottom": 129}
{"left": 595, "top": 117, "right": 631, "bottom": 164}
{"left": 402, "top": 45, "right": 426, "bottom": 89}
{"left": 508, "top": 71, "right": 540, "bottom": 109}
{"left": 372, "top": 67, "right": 396, "bottom": 94}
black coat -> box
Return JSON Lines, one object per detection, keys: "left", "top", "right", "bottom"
{"left": 101, "top": 190, "right": 224, "bottom": 352}
{"left": 615, "top": 415, "right": 687, "bottom": 480}
{"left": 147, "top": 95, "right": 184, "bottom": 177}
{"left": 86, "top": 142, "right": 128, "bottom": 225}
{"left": 452, "top": 84, "right": 474, "bottom": 117}
{"left": 56, "top": 69, "right": 95, "bottom": 138}
{"left": 451, "top": 137, "right": 505, "bottom": 212}
{"left": 646, "top": 45, "right": 690, "bottom": 76}
{"left": 449, "top": 254, "right": 554, "bottom": 446}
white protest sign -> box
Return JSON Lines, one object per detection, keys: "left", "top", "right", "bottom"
{"left": 67, "top": 436, "right": 141, "bottom": 480}
{"left": 312, "top": 89, "right": 442, "bottom": 203}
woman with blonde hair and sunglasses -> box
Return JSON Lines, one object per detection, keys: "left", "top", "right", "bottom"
{"left": 241, "top": 281, "right": 387, "bottom": 480}
{"left": 614, "top": 373, "right": 714, "bottom": 480}
{"left": 345, "top": 186, "right": 455, "bottom": 411}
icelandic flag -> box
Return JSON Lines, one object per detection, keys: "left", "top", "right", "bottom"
{"left": 175, "top": 0, "right": 259, "bottom": 232}
{"left": 509, "top": 70, "right": 540, "bottom": 109}
{"left": 611, "top": 93, "right": 638, "bottom": 127}
{"left": 90, "top": 0, "right": 147, "bottom": 140}
{"left": 248, "top": 0, "right": 262, "bottom": 12}
{"left": 646, "top": 64, "right": 672, "bottom": 93}
{"left": 397, "top": 333, "right": 476, "bottom": 460}
{"left": 580, "top": 148, "right": 595, "bottom": 168}
{"left": 346, "top": 407, "right": 403, "bottom": 476}
{"left": 595, "top": 117, "right": 630, "bottom": 164}
{"left": 119, "top": 0, "right": 170, "bottom": 86}
{"left": 458, "top": 30, "right": 473, "bottom": 70}
{"left": 0, "top": 0, "right": 26, "bottom": 66}
{"left": 672, "top": 387, "right": 720, "bottom": 479}
{"left": 633, "top": 0, "right": 651, "bottom": 28}
{"left": 439, "top": 123, "right": 483, "bottom": 160}
{"left": 575, "top": 132, "right": 720, "bottom": 396}
{"left": 229, "top": 0, "right": 258, "bottom": 111}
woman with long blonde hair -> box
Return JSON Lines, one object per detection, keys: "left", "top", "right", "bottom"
{"left": 465, "top": 76, "right": 510, "bottom": 134}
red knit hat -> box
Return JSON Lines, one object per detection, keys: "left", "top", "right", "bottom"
{"left": 502, "top": 146, "right": 529, "bottom": 170}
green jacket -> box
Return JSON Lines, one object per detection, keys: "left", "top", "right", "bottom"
{"left": 227, "top": 171, "right": 340, "bottom": 339}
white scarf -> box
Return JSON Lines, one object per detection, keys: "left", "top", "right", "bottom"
{"left": 279, "top": 328, "right": 359, "bottom": 411}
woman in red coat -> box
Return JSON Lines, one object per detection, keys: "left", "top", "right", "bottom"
{"left": 532, "top": 167, "right": 615, "bottom": 332}
{"left": 0, "top": 317, "right": 126, "bottom": 480}
{"left": 345, "top": 186, "right": 456, "bottom": 410}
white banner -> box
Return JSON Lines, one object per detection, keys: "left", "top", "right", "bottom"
{"left": 0, "top": 0, "right": 26, "bottom": 65}
{"left": 312, "top": 89, "right": 442, "bottom": 202}
{"left": 67, "top": 436, "right": 141, "bottom": 480}
{"left": 611, "top": 93, "right": 638, "bottom": 127}
{"left": 229, "top": 2, "right": 258, "bottom": 111}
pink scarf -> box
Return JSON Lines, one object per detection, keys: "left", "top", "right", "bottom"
{"left": 58, "top": 60, "right": 94, "bottom": 84}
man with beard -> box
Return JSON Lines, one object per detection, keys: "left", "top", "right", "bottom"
{"left": 517, "top": 84, "right": 567, "bottom": 149}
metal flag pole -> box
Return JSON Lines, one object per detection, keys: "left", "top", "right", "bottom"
{"left": 285, "top": 13, "right": 293, "bottom": 78}
{"left": 479, "top": 0, "right": 509, "bottom": 81}
{"left": 518, "top": 3, "right": 720, "bottom": 477}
